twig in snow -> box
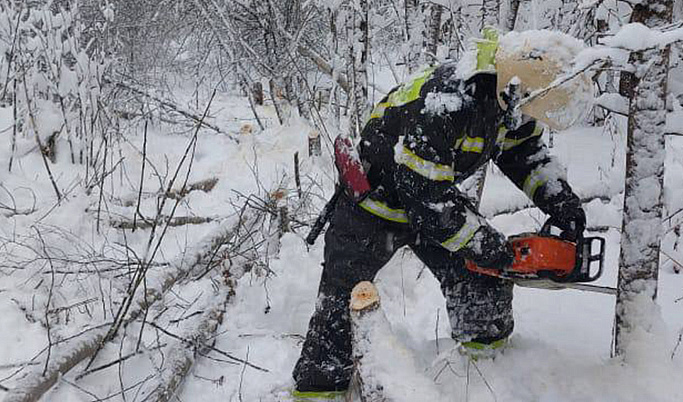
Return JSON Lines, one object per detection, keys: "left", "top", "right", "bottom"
{"left": 469, "top": 358, "right": 498, "bottom": 402}
{"left": 33, "top": 228, "right": 55, "bottom": 377}
{"left": 0, "top": 185, "right": 37, "bottom": 217}
{"left": 133, "top": 120, "right": 148, "bottom": 231}
{"left": 0, "top": 362, "right": 40, "bottom": 370}
{"left": 661, "top": 250, "right": 683, "bottom": 274}
{"left": 594, "top": 102, "right": 629, "bottom": 117}
{"left": 60, "top": 378, "right": 102, "bottom": 400}
{"left": 99, "top": 374, "right": 156, "bottom": 402}
{"left": 21, "top": 70, "right": 61, "bottom": 201}
{"left": 238, "top": 346, "right": 250, "bottom": 402}
{"left": 672, "top": 329, "right": 682, "bottom": 360}
{"left": 435, "top": 308, "right": 440, "bottom": 356}
{"left": 96, "top": 134, "right": 109, "bottom": 234}
{"left": 118, "top": 329, "right": 128, "bottom": 402}
{"left": 75, "top": 343, "right": 167, "bottom": 380}
{"left": 294, "top": 152, "right": 302, "bottom": 200}
{"left": 146, "top": 322, "right": 268, "bottom": 373}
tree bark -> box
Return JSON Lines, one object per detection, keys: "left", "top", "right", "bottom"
{"left": 506, "top": 0, "right": 521, "bottom": 31}
{"left": 614, "top": 0, "right": 673, "bottom": 356}
{"left": 559, "top": 0, "right": 580, "bottom": 34}
{"left": 446, "top": 2, "right": 464, "bottom": 60}
{"left": 481, "top": 0, "right": 500, "bottom": 30}
{"left": 347, "top": 0, "right": 370, "bottom": 137}
{"left": 425, "top": 3, "right": 443, "bottom": 64}
{"left": 405, "top": 0, "right": 423, "bottom": 73}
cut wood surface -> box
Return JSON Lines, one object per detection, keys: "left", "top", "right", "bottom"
{"left": 350, "top": 281, "right": 380, "bottom": 312}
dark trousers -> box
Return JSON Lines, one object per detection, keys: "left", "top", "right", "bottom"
{"left": 293, "top": 197, "right": 514, "bottom": 392}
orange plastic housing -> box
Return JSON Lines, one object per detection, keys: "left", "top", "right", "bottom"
{"left": 467, "top": 235, "right": 577, "bottom": 278}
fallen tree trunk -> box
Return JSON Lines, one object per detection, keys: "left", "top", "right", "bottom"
{"left": 165, "top": 177, "right": 219, "bottom": 200}
{"left": 111, "top": 216, "right": 215, "bottom": 230}
{"left": 4, "top": 212, "right": 262, "bottom": 402}
{"left": 108, "top": 178, "right": 220, "bottom": 208}
{"left": 147, "top": 285, "right": 235, "bottom": 402}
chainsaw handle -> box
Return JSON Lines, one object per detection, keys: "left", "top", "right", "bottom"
{"left": 581, "top": 236, "right": 605, "bottom": 282}
{"left": 550, "top": 236, "right": 605, "bottom": 283}
{"left": 539, "top": 220, "right": 554, "bottom": 236}
{"left": 540, "top": 218, "right": 584, "bottom": 242}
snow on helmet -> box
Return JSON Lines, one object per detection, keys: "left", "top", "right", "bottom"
{"left": 495, "top": 30, "right": 593, "bottom": 130}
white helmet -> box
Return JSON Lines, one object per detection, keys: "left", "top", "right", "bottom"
{"left": 495, "top": 30, "right": 593, "bottom": 130}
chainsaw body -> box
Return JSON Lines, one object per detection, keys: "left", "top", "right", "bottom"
{"left": 466, "top": 231, "right": 605, "bottom": 284}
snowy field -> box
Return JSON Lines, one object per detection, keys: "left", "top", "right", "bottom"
{"left": 1, "top": 92, "right": 683, "bottom": 402}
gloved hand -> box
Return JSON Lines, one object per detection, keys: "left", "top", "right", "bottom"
{"left": 464, "top": 226, "right": 515, "bottom": 270}
{"left": 549, "top": 207, "right": 586, "bottom": 242}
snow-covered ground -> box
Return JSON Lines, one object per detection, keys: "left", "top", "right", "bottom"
{"left": 1, "top": 92, "right": 682, "bottom": 402}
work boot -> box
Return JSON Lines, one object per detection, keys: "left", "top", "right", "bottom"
{"left": 458, "top": 337, "right": 509, "bottom": 360}
{"left": 290, "top": 390, "right": 347, "bottom": 401}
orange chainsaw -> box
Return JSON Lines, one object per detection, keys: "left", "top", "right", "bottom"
{"left": 466, "top": 221, "right": 613, "bottom": 294}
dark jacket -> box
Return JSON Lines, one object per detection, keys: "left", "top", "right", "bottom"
{"left": 356, "top": 63, "right": 583, "bottom": 261}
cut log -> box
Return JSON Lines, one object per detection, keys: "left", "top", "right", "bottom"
{"left": 348, "top": 282, "right": 442, "bottom": 402}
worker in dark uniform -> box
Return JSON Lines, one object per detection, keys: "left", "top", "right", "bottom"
{"left": 293, "top": 28, "right": 592, "bottom": 395}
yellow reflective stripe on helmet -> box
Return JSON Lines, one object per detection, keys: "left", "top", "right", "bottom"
{"left": 441, "top": 211, "right": 484, "bottom": 252}
{"left": 476, "top": 27, "right": 499, "bottom": 72}
{"left": 460, "top": 137, "right": 485, "bottom": 153}
{"left": 523, "top": 168, "right": 550, "bottom": 199}
{"left": 367, "top": 67, "right": 436, "bottom": 121}
{"left": 398, "top": 146, "right": 455, "bottom": 182}
{"left": 501, "top": 125, "right": 544, "bottom": 151}
{"left": 359, "top": 198, "right": 409, "bottom": 223}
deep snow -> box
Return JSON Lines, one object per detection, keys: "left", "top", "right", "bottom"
{"left": 0, "top": 88, "right": 682, "bottom": 402}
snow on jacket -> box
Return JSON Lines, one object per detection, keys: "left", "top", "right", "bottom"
{"left": 357, "top": 63, "right": 582, "bottom": 259}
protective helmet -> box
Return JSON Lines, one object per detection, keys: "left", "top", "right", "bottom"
{"left": 495, "top": 30, "right": 593, "bottom": 130}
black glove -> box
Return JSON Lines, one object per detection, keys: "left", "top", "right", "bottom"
{"left": 549, "top": 207, "right": 586, "bottom": 242}
{"left": 464, "top": 226, "right": 515, "bottom": 270}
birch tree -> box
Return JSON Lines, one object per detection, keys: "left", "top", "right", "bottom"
{"left": 614, "top": 0, "right": 673, "bottom": 356}
{"left": 425, "top": 2, "right": 443, "bottom": 64}
{"left": 405, "top": 0, "right": 423, "bottom": 73}
{"left": 346, "top": 0, "right": 371, "bottom": 136}
{"left": 506, "top": 0, "right": 521, "bottom": 31}
{"left": 481, "top": 0, "right": 499, "bottom": 29}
